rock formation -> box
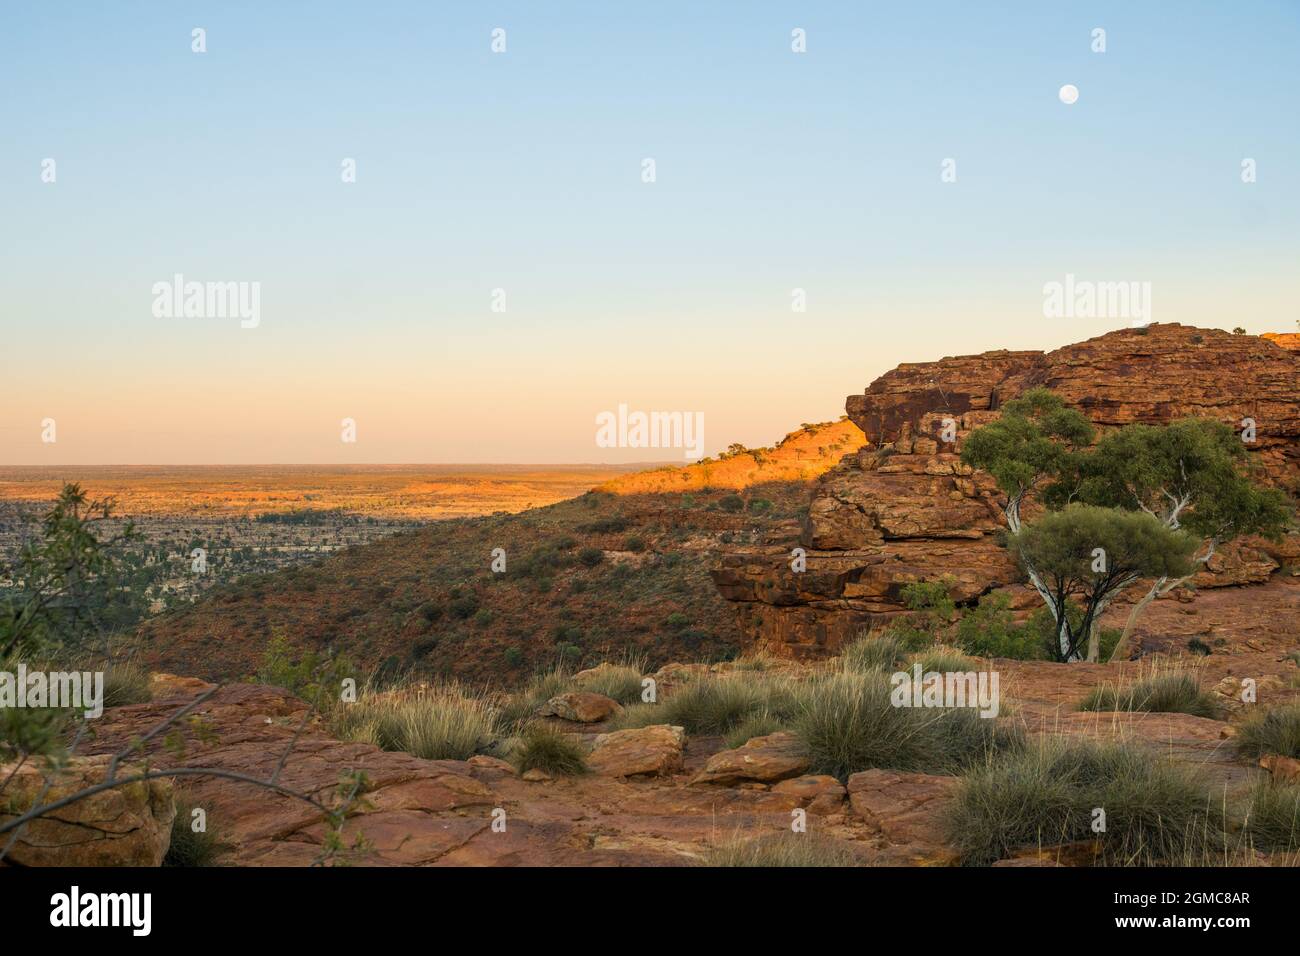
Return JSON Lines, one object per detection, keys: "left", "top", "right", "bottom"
{"left": 713, "top": 325, "right": 1300, "bottom": 658}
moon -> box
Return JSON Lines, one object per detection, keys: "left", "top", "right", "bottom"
{"left": 1059, "top": 84, "right": 1080, "bottom": 105}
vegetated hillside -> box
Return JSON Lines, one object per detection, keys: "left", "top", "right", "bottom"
{"left": 597, "top": 418, "right": 865, "bottom": 494}
{"left": 131, "top": 481, "right": 817, "bottom": 685}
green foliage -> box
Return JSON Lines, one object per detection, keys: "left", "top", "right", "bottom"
{"left": 1234, "top": 703, "right": 1300, "bottom": 760}
{"left": 944, "top": 737, "right": 1226, "bottom": 866}
{"left": 1060, "top": 418, "right": 1291, "bottom": 542}
{"left": 0, "top": 483, "right": 142, "bottom": 661}
{"left": 512, "top": 722, "right": 588, "bottom": 776}
{"left": 577, "top": 547, "right": 604, "bottom": 567}
{"left": 1077, "top": 668, "right": 1220, "bottom": 719}
{"left": 793, "top": 672, "right": 1022, "bottom": 781}
{"left": 954, "top": 593, "right": 1048, "bottom": 660}
{"left": 911, "top": 646, "right": 977, "bottom": 673}
{"left": 1009, "top": 505, "right": 1197, "bottom": 660}
{"left": 718, "top": 494, "right": 744, "bottom": 513}
{"left": 959, "top": 388, "right": 1094, "bottom": 507}
{"left": 252, "top": 632, "right": 357, "bottom": 706}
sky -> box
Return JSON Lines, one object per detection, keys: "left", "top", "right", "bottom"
{"left": 2, "top": 1, "right": 1297, "bottom": 464}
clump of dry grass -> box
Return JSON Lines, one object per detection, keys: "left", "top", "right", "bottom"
{"left": 330, "top": 680, "right": 500, "bottom": 760}
{"left": 1078, "top": 663, "right": 1219, "bottom": 719}
{"left": 702, "top": 831, "right": 862, "bottom": 867}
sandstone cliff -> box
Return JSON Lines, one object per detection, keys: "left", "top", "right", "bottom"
{"left": 712, "top": 325, "right": 1300, "bottom": 659}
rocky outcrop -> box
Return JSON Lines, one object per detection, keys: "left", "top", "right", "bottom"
{"left": 0, "top": 755, "right": 175, "bottom": 867}
{"left": 713, "top": 325, "right": 1300, "bottom": 658}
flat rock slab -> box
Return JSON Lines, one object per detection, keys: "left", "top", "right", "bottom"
{"left": 847, "top": 769, "right": 959, "bottom": 865}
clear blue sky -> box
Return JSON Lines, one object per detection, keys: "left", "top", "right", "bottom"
{"left": 2, "top": 1, "right": 1297, "bottom": 463}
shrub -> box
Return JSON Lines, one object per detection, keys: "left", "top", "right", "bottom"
{"left": 448, "top": 594, "right": 479, "bottom": 620}
{"left": 512, "top": 722, "right": 588, "bottom": 776}
{"left": 252, "top": 632, "right": 356, "bottom": 706}
{"left": 624, "top": 536, "right": 646, "bottom": 553}
{"left": 747, "top": 498, "right": 773, "bottom": 514}
{"left": 793, "top": 672, "right": 1020, "bottom": 781}
{"left": 665, "top": 612, "right": 690, "bottom": 631}
{"left": 703, "top": 832, "right": 860, "bottom": 867}
{"left": 1234, "top": 702, "right": 1300, "bottom": 760}
{"left": 1078, "top": 667, "right": 1219, "bottom": 719}
{"left": 503, "top": 646, "right": 524, "bottom": 668}
{"left": 718, "top": 494, "right": 744, "bottom": 513}
{"left": 840, "top": 633, "right": 906, "bottom": 673}
{"left": 1243, "top": 781, "right": 1300, "bottom": 852}
{"left": 954, "top": 593, "right": 1047, "bottom": 660}
{"left": 577, "top": 547, "right": 604, "bottom": 567}
{"left": 331, "top": 683, "right": 500, "bottom": 760}
{"left": 944, "top": 737, "right": 1226, "bottom": 866}
{"left": 164, "top": 795, "right": 226, "bottom": 866}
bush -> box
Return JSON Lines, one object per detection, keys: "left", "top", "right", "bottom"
{"left": 503, "top": 646, "right": 524, "bottom": 668}
{"left": 252, "top": 633, "right": 356, "bottom": 706}
{"left": 840, "top": 633, "right": 906, "bottom": 673}
{"left": 1078, "top": 667, "right": 1219, "bottom": 719}
{"left": 577, "top": 547, "right": 604, "bottom": 568}
{"left": 448, "top": 594, "right": 479, "bottom": 620}
{"left": 1243, "top": 781, "right": 1300, "bottom": 852}
{"left": 944, "top": 737, "right": 1226, "bottom": 866}
{"left": 718, "top": 494, "right": 744, "bottom": 513}
{"left": 331, "top": 683, "right": 500, "bottom": 760}
{"left": 793, "top": 672, "right": 1021, "bottom": 781}
{"left": 703, "top": 832, "right": 860, "bottom": 867}
{"left": 1234, "top": 702, "right": 1300, "bottom": 760}
{"left": 164, "top": 795, "right": 225, "bottom": 866}
{"left": 954, "top": 593, "right": 1047, "bottom": 660}
{"left": 624, "top": 536, "right": 646, "bottom": 553}
{"left": 665, "top": 612, "right": 689, "bottom": 631}
{"left": 512, "top": 722, "right": 588, "bottom": 776}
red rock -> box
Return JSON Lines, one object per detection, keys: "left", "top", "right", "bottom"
{"left": 715, "top": 325, "right": 1300, "bottom": 658}
{"left": 690, "top": 732, "right": 811, "bottom": 785}
{"left": 537, "top": 691, "right": 622, "bottom": 723}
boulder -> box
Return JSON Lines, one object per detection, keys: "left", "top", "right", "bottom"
{"left": 771, "top": 774, "right": 846, "bottom": 814}
{"left": 691, "top": 732, "right": 811, "bottom": 785}
{"left": 0, "top": 754, "right": 175, "bottom": 867}
{"left": 587, "top": 725, "right": 685, "bottom": 778}
{"left": 537, "top": 691, "right": 622, "bottom": 723}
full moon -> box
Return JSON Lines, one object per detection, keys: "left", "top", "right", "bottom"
{"left": 1059, "top": 84, "right": 1079, "bottom": 105}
